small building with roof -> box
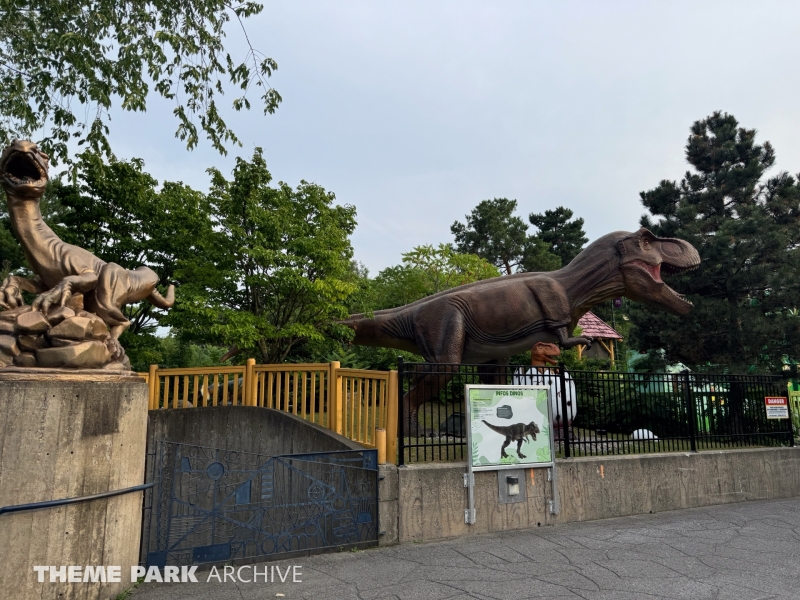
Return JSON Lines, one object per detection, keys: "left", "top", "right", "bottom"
{"left": 576, "top": 311, "right": 623, "bottom": 365}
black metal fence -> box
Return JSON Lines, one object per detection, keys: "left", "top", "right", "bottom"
{"left": 397, "top": 359, "right": 795, "bottom": 464}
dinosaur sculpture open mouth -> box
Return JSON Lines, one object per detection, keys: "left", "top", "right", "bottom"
{"left": 2, "top": 151, "right": 47, "bottom": 186}
{"left": 627, "top": 259, "right": 698, "bottom": 307}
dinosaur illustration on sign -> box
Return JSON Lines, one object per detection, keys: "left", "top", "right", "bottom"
{"left": 482, "top": 420, "right": 540, "bottom": 459}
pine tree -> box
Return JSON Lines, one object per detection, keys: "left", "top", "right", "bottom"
{"left": 629, "top": 112, "right": 800, "bottom": 372}
{"left": 528, "top": 206, "right": 588, "bottom": 266}
{"left": 451, "top": 198, "right": 559, "bottom": 274}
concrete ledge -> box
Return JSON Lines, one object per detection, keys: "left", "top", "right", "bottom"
{"left": 388, "top": 447, "right": 800, "bottom": 543}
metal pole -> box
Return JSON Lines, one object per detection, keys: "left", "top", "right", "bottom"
{"left": 558, "top": 363, "right": 571, "bottom": 458}
{"left": 684, "top": 371, "right": 697, "bottom": 452}
{"left": 397, "top": 356, "right": 405, "bottom": 466}
{"left": 784, "top": 372, "right": 796, "bottom": 447}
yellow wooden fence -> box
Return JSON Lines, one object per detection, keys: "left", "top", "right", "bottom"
{"left": 138, "top": 360, "right": 398, "bottom": 464}
{"left": 790, "top": 388, "right": 800, "bottom": 433}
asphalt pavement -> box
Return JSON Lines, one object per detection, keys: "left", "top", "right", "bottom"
{"left": 131, "top": 497, "right": 800, "bottom": 600}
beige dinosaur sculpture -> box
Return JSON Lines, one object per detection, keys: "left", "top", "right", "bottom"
{"left": 0, "top": 140, "right": 174, "bottom": 367}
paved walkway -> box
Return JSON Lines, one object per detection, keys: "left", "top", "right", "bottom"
{"left": 132, "top": 497, "right": 800, "bottom": 600}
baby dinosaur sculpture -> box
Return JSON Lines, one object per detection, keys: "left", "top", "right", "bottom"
{"left": 0, "top": 140, "right": 174, "bottom": 366}
{"left": 482, "top": 420, "right": 540, "bottom": 459}
{"left": 343, "top": 228, "right": 700, "bottom": 423}
{"left": 513, "top": 341, "right": 576, "bottom": 436}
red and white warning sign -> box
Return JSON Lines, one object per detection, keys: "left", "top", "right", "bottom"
{"left": 764, "top": 396, "right": 789, "bottom": 419}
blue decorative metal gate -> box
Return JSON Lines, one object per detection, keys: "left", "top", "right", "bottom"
{"left": 140, "top": 442, "right": 379, "bottom": 567}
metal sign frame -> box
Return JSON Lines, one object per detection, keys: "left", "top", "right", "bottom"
{"left": 463, "top": 384, "right": 559, "bottom": 524}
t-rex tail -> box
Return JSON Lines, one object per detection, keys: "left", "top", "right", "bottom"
{"left": 147, "top": 285, "right": 174, "bottom": 309}
{"left": 482, "top": 420, "right": 508, "bottom": 435}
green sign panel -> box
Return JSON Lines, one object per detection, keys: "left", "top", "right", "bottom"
{"left": 466, "top": 385, "right": 553, "bottom": 471}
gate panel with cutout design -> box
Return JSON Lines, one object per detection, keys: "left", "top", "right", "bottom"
{"left": 141, "top": 442, "right": 378, "bottom": 567}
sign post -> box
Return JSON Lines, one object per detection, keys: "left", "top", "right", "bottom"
{"left": 464, "top": 384, "right": 557, "bottom": 524}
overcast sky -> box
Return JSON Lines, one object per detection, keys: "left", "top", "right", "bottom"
{"left": 106, "top": 0, "right": 800, "bottom": 275}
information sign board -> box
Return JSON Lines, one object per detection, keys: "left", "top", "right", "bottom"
{"left": 466, "top": 385, "right": 553, "bottom": 471}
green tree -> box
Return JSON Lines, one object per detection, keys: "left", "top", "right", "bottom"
{"left": 529, "top": 206, "right": 588, "bottom": 266}
{"left": 451, "top": 198, "right": 559, "bottom": 274}
{"left": 0, "top": 0, "right": 280, "bottom": 162}
{"left": 370, "top": 244, "right": 499, "bottom": 309}
{"left": 125, "top": 335, "right": 227, "bottom": 372}
{"left": 630, "top": 111, "right": 800, "bottom": 372}
{"left": 168, "top": 148, "right": 358, "bottom": 364}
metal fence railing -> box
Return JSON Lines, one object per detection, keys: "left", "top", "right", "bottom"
{"left": 397, "top": 359, "right": 795, "bottom": 464}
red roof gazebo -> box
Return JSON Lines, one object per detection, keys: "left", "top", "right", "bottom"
{"left": 576, "top": 311, "right": 623, "bottom": 365}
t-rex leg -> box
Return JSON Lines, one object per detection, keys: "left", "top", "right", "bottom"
{"left": 403, "top": 309, "right": 466, "bottom": 434}
{"left": 90, "top": 263, "right": 135, "bottom": 338}
{"left": 516, "top": 439, "right": 526, "bottom": 459}
{"left": 478, "top": 358, "right": 510, "bottom": 385}
{"left": 402, "top": 369, "right": 453, "bottom": 436}
{"left": 92, "top": 264, "right": 166, "bottom": 339}
{"left": 501, "top": 439, "right": 511, "bottom": 458}
{"left": 555, "top": 326, "right": 593, "bottom": 349}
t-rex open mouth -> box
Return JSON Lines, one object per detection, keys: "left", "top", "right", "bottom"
{"left": 627, "top": 259, "right": 698, "bottom": 307}
{"left": 2, "top": 150, "right": 47, "bottom": 186}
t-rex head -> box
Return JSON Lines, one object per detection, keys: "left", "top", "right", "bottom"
{"left": 531, "top": 341, "right": 560, "bottom": 366}
{"left": 617, "top": 228, "right": 700, "bottom": 316}
{"left": 0, "top": 140, "right": 49, "bottom": 200}
{"left": 524, "top": 421, "right": 540, "bottom": 441}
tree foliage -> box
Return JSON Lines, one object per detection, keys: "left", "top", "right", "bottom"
{"left": 630, "top": 111, "right": 800, "bottom": 372}
{"left": 49, "top": 151, "right": 209, "bottom": 334}
{"left": 0, "top": 0, "right": 280, "bottom": 162}
{"left": 370, "top": 244, "right": 499, "bottom": 309}
{"left": 124, "top": 335, "right": 227, "bottom": 372}
{"left": 451, "top": 198, "right": 560, "bottom": 274}
{"left": 168, "top": 148, "right": 358, "bottom": 364}
{"left": 529, "top": 206, "right": 588, "bottom": 266}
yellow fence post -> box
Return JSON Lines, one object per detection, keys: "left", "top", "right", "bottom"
{"left": 386, "top": 370, "right": 399, "bottom": 464}
{"left": 329, "top": 361, "right": 342, "bottom": 434}
{"left": 375, "top": 428, "right": 387, "bottom": 464}
{"left": 245, "top": 358, "right": 256, "bottom": 406}
{"left": 148, "top": 364, "right": 158, "bottom": 410}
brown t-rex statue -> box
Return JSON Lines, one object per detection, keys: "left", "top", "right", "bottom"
{"left": 0, "top": 140, "right": 174, "bottom": 344}
{"left": 343, "top": 228, "right": 699, "bottom": 424}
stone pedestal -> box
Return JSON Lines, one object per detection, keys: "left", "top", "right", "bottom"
{"left": 0, "top": 370, "right": 148, "bottom": 600}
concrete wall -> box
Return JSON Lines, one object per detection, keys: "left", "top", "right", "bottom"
{"left": 378, "top": 447, "right": 800, "bottom": 544}
{"left": 0, "top": 372, "right": 148, "bottom": 600}
{"left": 147, "top": 406, "right": 363, "bottom": 455}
